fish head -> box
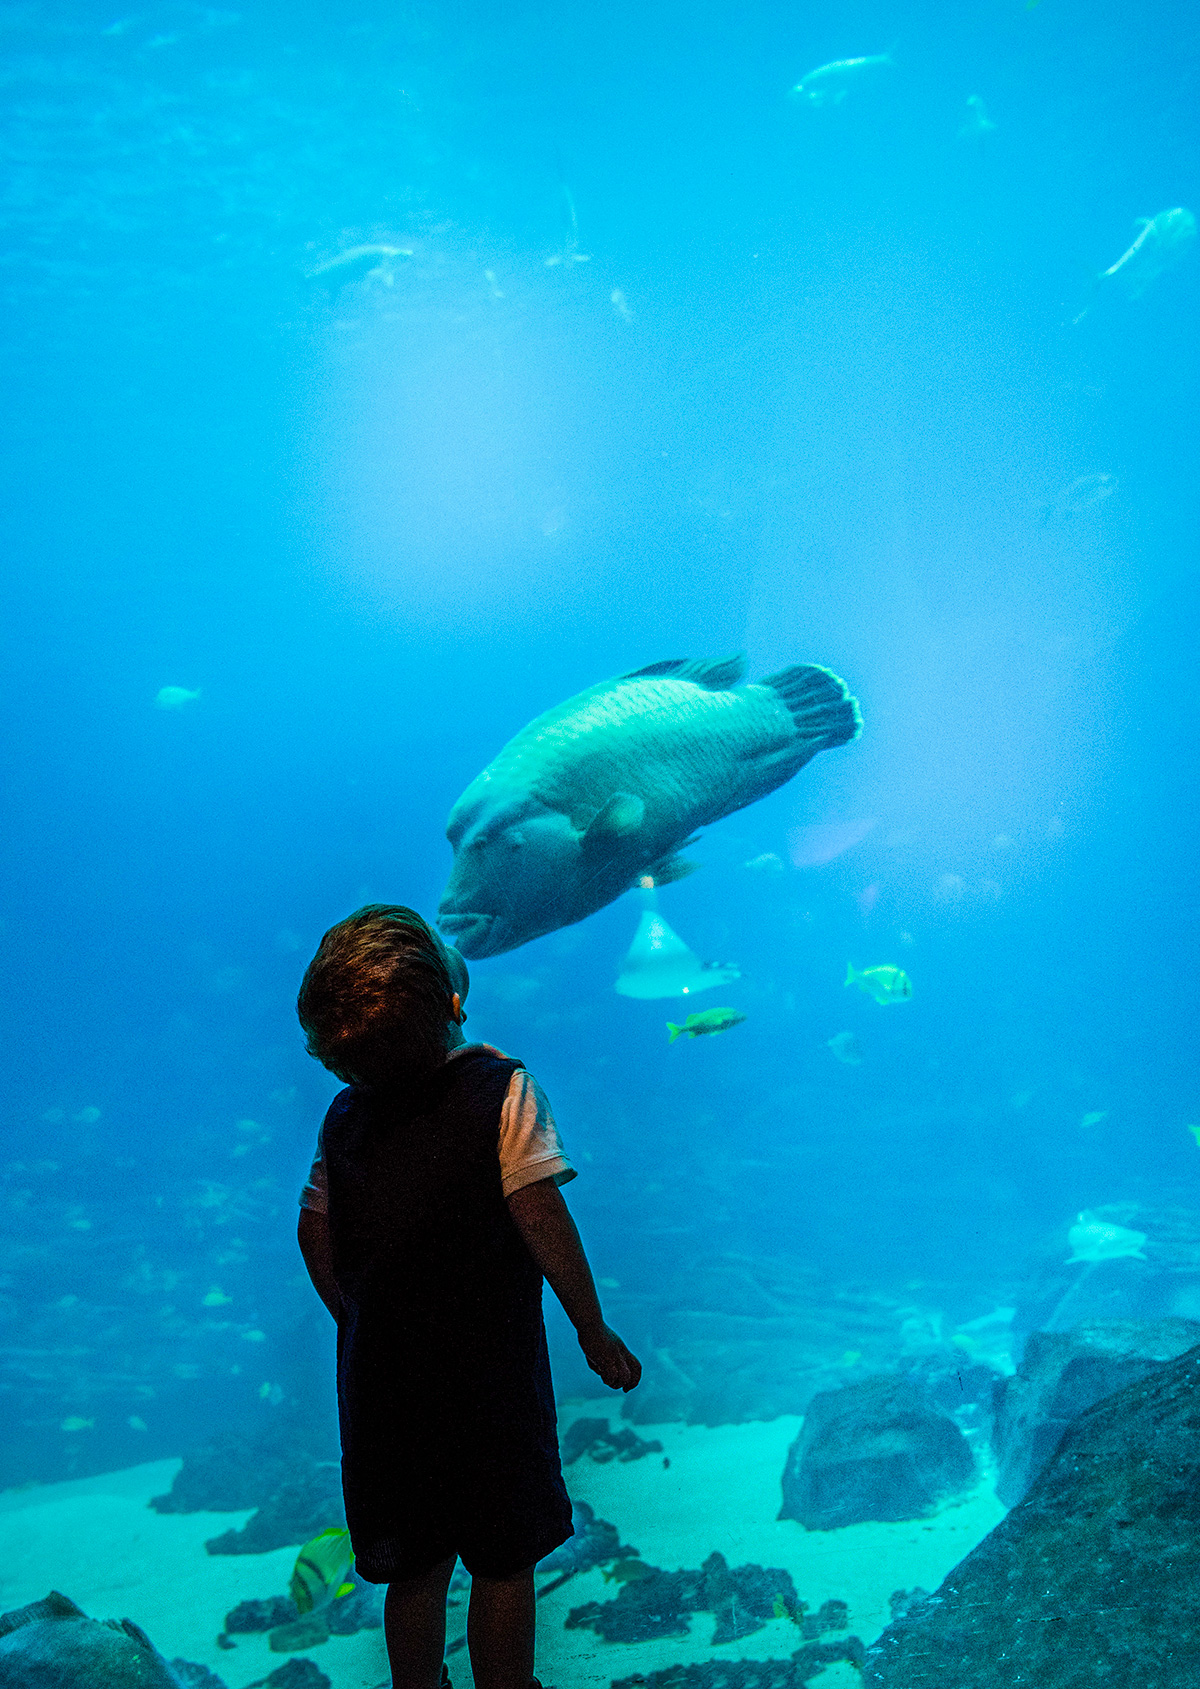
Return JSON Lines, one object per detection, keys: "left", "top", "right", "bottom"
{"left": 439, "top": 788, "right": 583, "bottom": 958}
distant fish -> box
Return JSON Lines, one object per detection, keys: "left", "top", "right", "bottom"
{"left": 305, "top": 244, "right": 413, "bottom": 284}
{"left": 667, "top": 1007, "right": 747, "bottom": 1044}
{"left": 290, "top": 1527, "right": 357, "bottom": 1614}
{"left": 155, "top": 686, "right": 200, "bottom": 710}
{"left": 1189, "top": 1125, "right": 1200, "bottom": 1148}
{"left": 615, "top": 899, "right": 740, "bottom": 1000}
{"left": 958, "top": 94, "right": 996, "bottom": 146}
{"left": 1065, "top": 1210, "right": 1147, "bottom": 1264}
{"left": 789, "top": 818, "right": 875, "bottom": 867}
{"left": 1080, "top": 1110, "right": 1108, "bottom": 1129}
{"left": 1038, "top": 472, "right": 1115, "bottom": 522}
{"left": 744, "top": 852, "right": 785, "bottom": 872}
{"left": 60, "top": 1417, "right": 94, "bottom": 1432}
{"left": 826, "top": 1030, "right": 862, "bottom": 1065}
{"left": 845, "top": 962, "right": 911, "bottom": 1004}
{"left": 202, "top": 1287, "right": 232, "bottom": 1307}
{"left": 790, "top": 53, "right": 892, "bottom": 106}
{"left": 72, "top": 1106, "right": 102, "bottom": 1123}
{"left": 1075, "top": 207, "right": 1197, "bottom": 321}
{"left": 611, "top": 289, "right": 634, "bottom": 322}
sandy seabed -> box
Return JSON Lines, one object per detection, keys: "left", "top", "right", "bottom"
{"left": 0, "top": 1404, "right": 1005, "bottom": 1689}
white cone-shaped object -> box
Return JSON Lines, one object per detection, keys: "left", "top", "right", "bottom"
{"left": 614, "top": 891, "right": 740, "bottom": 1000}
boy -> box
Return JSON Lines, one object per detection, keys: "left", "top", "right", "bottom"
{"left": 296, "top": 905, "right": 640, "bottom": 1689}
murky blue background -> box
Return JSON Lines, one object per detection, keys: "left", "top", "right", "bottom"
{"left": 1, "top": 0, "right": 1197, "bottom": 1488}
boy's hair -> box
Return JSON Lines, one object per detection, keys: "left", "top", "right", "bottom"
{"left": 297, "top": 904, "right": 462, "bottom": 1090}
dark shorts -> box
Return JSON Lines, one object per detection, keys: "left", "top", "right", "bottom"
{"left": 351, "top": 1462, "right": 573, "bottom": 1582}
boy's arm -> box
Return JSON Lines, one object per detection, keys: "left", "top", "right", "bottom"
{"left": 297, "top": 1207, "right": 342, "bottom": 1321}
{"left": 506, "top": 1178, "right": 641, "bottom": 1392}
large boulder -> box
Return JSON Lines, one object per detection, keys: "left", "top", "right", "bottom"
{"left": 864, "top": 1342, "right": 1200, "bottom": 1687}
{"left": 992, "top": 1317, "right": 1200, "bottom": 1504}
{"left": 0, "top": 1591, "right": 220, "bottom": 1689}
{"left": 779, "top": 1375, "right": 975, "bottom": 1530}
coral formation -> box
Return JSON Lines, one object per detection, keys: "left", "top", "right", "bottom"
{"left": 566, "top": 1552, "right": 803, "bottom": 1644}
{"left": 560, "top": 1418, "right": 664, "bottom": 1465}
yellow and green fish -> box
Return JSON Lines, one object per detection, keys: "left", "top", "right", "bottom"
{"left": 668, "top": 1007, "right": 747, "bottom": 1043}
{"left": 290, "top": 1526, "right": 356, "bottom": 1614}
{"left": 845, "top": 963, "right": 911, "bottom": 1005}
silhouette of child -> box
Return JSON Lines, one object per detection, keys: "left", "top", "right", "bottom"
{"left": 297, "top": 904, "right": 640, "bottom": 1689}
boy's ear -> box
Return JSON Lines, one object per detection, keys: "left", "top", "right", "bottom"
{"left": 450, "top": 992, "right": 464, "bottom": 1024}
{"left": 442, "top": 941, "right": 470, "bottom": 1003}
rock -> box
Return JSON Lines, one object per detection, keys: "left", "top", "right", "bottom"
{"left": 225, "top": 1597, "right": 299, "bottom": 1634}
{"left": 566, "top": 1552, "right": 800, "bottom": 1645}
{"left": 171, "top": 1665, "right": 229, "bottom": 1688}
{"left": 324, "top": 1576, "right": 383, "bottom": 1634}
{"left": 560, "top": 1418, "right": 663, "bottom": 1465}
{"left": 267, "top": 1617, "right": 328, "bottom": 1653}
{"left": 246, "top": 1662, "right": 331, "bottom": 1689}
{"left": 863, "top": 1342, "right": 1200, "bottom": 1687}
{"left": 992, "top": 1317, "right": 1200, "bottom": 1505}
{"left": 538, "top": 1500, "right": 634, "bottom": 1576}
{"left": 610, "top": 1637, "right": 866, "bottom": 1689}
{"left": 0, "top": 1591, "right": 186, "bottom": 1689}
{"left": 205, "top": 1460, "right": 344, "bottom": 1554}
{"left": 779, "top": 1375, "right": 975, "bottom": 1530}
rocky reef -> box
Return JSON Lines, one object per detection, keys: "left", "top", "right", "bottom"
{"left": 863, "top": 1342, "right": 1200, "bottom": 1686}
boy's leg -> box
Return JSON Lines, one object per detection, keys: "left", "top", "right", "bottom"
{"left": 466, "top": 1564, "right": 536, "bottom": 1689}
{"left": 384, "top": 1553, "right": 457, "bottom": 1689}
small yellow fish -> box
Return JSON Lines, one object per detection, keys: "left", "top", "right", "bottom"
{"left": 290, "top": 1527, "right": 356, "bottom": 1614}
{"left": 667, "top": 1007, "right": 747, "bottom": 1043}
{"left": 845, "top": 963, "right": 911, "bottom": 1005}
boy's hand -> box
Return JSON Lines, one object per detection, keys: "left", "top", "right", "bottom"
{"left": 579, "top": 1323, "right": 642, "bottom": 1392}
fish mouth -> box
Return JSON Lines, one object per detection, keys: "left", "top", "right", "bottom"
{"left": 437, "top": 911, "right": 504, "bottom": 959}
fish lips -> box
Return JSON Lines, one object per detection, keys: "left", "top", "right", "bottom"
{"left": 437, "top": 909, "right": 506, "bottom": 959}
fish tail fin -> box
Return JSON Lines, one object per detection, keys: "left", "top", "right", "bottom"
{"left": 667, "top": 1022, "right": 683, "bottom": 1043}
{"left": 760, "top": 664, "right": 862, "bottom": 750}
{"left": 845, "top": 963, "right": 858, "bottom": 987}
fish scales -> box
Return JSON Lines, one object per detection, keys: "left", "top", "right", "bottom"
{"left": 479, "top": 676, "right": 791, "bottom": 834}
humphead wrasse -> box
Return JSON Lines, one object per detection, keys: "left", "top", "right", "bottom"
{"left": 438, "top": 655, "right": 861, "bottom": 957}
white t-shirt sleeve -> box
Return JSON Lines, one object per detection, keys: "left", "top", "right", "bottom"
{"left": 498, "top": 1069, "right": 576, "bottom": 1198}
{"left": 299, "top": 1124, "right": 328, "bottom": 1214}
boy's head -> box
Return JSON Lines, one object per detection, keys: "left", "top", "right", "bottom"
{"left": 297, "top": 904, "right": 470, "bottom": 1089}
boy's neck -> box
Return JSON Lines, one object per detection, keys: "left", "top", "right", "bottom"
{"left": 446, "top": 1024, "right": 468, "bottom": 1053}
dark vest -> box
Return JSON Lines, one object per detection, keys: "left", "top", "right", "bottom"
{"left": 321, "top": 1047, "right": 557, "bottom": 1536}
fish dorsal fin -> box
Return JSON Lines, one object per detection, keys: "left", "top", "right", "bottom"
{"left": 0, "top": 1592, "right": 87, "bottom": 1636}
{"left": 622, "top": 654, "right": 747, "bottom": 690}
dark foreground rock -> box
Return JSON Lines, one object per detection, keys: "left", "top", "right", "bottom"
{"left": 567, "top": 1551, "right": 802, "bottom": 1645}
{"left": 0, "top": 1590, "right": 223, "bottom": 1689}
{"left": 612, "top": 1638, "right": 866, "bottom": 1689}
{"left": 864, "top": 1342, "right": 1200, "bottom": 1688}
{"left": 779, "top": 1375, "right": 975, "bottom": 1529}
{"left": 992, "top": 1317, "right": 1200, "bottom": 1504}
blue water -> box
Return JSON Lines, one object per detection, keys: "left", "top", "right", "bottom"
{"left": 1, "top": 0, "right": 1197, "bottom": 1522}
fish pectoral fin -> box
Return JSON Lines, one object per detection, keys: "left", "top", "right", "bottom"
{"left": 583, "top": 792, "right": 645, "bottom": 847}
{"left": 622, "top": 654, "right": 748, "bottom": 690}
{"left": 644, "top": 851, "right": 699, "bottom": 887}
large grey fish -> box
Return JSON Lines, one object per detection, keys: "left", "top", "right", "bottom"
{"left": 0, "top": 1590, "right": 206, "bottom": 1688}
{"left": 437, "top": 655, "right": 861, "bottom": 958}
